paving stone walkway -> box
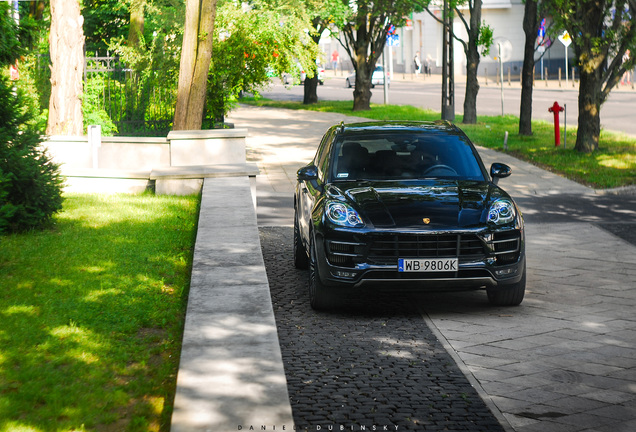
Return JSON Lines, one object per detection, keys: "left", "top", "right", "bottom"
{"left": 260, "top": 226, "right": 508, "bottom": 432}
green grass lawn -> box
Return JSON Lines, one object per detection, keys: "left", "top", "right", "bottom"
{"left": 0, "top": 193, "right": 200, "bottom": 432}
{"left": 242, "top": 98, "right": 635, "bottom": 189}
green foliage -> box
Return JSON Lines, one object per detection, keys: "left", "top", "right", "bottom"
{"left": 82, "top": 72, "right": 119, "bottom": 136}
{"left": 0, "top": 3, "right": 21, "bottom": 65}
{"left": 547, "top": 0, "right": 636, "bottom": 95}
{"left": 207, "top": 0, "right": 319, "bottom": 120}
{"left": 478, "top": 21, "right": 494, "bottom": 56}
{"left": 0, "top": 75, "right": 64, "bottom": 234}
{"left": 83, "top": 0, "right": 130, "bottom": 54}
{"left": 103, "top": 0, "right": 187, "bottom": 134}
{"left": 0, "top": 4, "right": 63, "bottom": 234}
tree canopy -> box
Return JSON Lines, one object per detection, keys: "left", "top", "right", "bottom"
{"left": 206, "top": 0, "right": 319, "bottom": 121}
{"left": 548, "top": 0, "right": 636, "bottom": 152}
{"left": 326, "top": 0, "right": 426, "bottom": 111}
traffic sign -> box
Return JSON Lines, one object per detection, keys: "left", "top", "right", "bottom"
{"left": 558, "top": 31, "right": 572, "bottom": 47}
{"left": 387, "top": 34, "right": 400, "bottom": 47}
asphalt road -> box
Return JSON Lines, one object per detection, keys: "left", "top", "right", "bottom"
{"left": 259, "top": 75, "right": 636, "bottom": 138}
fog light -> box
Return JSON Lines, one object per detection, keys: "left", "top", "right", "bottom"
{"left": 495, "top": 268, "right": 517, "bottom": 276}
{"left": 334, "top": 270, "right": 357, "bottom": 279}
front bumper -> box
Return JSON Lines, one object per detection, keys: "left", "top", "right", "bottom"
{"left": 315, "top": 227, "right": 525, "bottom": 290}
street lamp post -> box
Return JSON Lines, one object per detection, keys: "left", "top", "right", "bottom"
{"left": 441, "top": 0, "right": 455, "bottom": 121}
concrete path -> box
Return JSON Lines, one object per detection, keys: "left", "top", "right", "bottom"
{"left": 227, "top": 105, "right": 636, "bottom": 432}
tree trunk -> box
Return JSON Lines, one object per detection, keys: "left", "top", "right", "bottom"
{"left": 303, "top": 17, "right": 326, "bottom": 105}
{"left": 351, "top": 43, "right": 374, "bottom": 111}
{"left": 462, "top": 46, "right": 480, "bottom": 124}
{"left": 127, "top": 0, "right": 145, "bottom": 49}
{"left": 303, "top": 76, "right": 319, "bottom": 104}
{"left": 353, "top": 64, "right": 373, "bottom": 111}
{"left": 461, "top": 1, "right": 482, "bottom": 125}
{"left": 173, "top": 0, "right": 218, "bottom": 131}
{"left": 519, "top": 0, "right": 538, "bottom": 136}
{"left": 47, "top": 0, "right": 84, "bottom": 136}
{"left": 575, "top": 68, "right": 602, "bottom": 153}
{"left": 125, "top": 1, "right": 146, "bottom": 124}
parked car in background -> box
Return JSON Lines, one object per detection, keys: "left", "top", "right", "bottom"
{"left": 346, "top": 65, "right": 390, "bottom": 88}
{"left": 294, "top": 121, "right": 526, "bottom": 310}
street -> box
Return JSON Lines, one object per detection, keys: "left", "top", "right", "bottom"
{"left": 259, "top": 74, "right": 636, "bottom": 138}
{"left": 227, "top": 104, "right": 636, "bottom": 432}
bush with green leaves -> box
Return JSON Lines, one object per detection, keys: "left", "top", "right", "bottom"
{"left": 0, "top": 74, "right": 64, "bottom": 234}
{"left": 1, "top": 2, "right": 63, "bottom": 234}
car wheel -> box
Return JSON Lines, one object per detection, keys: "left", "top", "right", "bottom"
{"left": 346, "top": 78, "right": 352, "bottom": 88}
{"left": 319, "top": 80, "right": 324, "bottom": 86}
{"left": 308, "top": 235, "right": 336, "bottom": 311}
{"left": 487, "top": 263, "right": 526, "bottom": 306}
{"left": 293, "top": 212, "right": 308, "bottom": 269}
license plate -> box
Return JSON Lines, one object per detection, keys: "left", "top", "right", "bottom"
{"left": 398, "top": 258, "right": 458, "bottom": 272}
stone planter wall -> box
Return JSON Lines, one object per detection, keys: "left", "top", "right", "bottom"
{"left": 42, "top": 129, "right": 254, "bottom": 195}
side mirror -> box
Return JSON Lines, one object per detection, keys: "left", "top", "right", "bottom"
{"left": 490, "top": 163, "right": 511, "bottom": 185}
{"left": 297, "top": 165, "right": 318, "bottom": 181}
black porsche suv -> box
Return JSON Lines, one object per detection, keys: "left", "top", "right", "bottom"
{"left": 294, "top": 121, "right": 526, "bottom": 310}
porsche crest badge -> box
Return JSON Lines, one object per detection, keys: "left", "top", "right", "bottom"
{"left": 422, "top": 218, "right": 431, "bottom": 224}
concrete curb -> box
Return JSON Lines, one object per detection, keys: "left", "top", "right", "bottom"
{"left": 171, "top": 176, "right": 294, "bottom": 432}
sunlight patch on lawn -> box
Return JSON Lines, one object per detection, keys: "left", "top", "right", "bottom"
{"left": 597, "top": 153, "right": 635, "bottom": 170}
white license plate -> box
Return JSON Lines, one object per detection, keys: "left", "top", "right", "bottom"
{"left": 398, "top": 258, "right": 458, "bottom": 272}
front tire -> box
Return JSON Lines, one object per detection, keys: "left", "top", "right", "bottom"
{"left": 293, "top": 212, "right": 308, "bottom": 269}
{"left": 487, "top": 263, "right": 526, "bottom": 306}
{"left": 309, "top": 236, "right": 337, "bottom": 311}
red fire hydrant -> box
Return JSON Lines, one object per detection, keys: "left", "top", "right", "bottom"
{"left": 548, "top": 101, "right": 564, "bottom": 146}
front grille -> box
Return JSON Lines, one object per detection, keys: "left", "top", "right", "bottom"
{"left": 367, "top": 233, "right": 486, "bottom": 265}
{"left": 325, "top": 230, "right": 521, "bottom": 272}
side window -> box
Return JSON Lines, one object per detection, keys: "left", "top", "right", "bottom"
{"left": 315, "top": 129, "right": 336, "bottom": 182}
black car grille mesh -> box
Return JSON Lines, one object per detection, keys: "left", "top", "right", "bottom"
{"left": 366, "top": 233, "right": 486, "bottom": 265}
{"left": 325, "top": 232, "right": 520, "bottom": 269}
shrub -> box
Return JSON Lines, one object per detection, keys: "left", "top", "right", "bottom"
{"left": 0, "top": 73, "right": 64, "bottom": 234}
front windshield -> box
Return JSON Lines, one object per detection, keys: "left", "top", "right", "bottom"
{"left": 330, "top": 132, "right": 485, "bottom": 182}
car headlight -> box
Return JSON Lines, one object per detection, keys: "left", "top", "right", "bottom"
{"left": 487, "top": 199, "right": 516, "bottom": 225}
{"left": 325, "top": 201, "right": 364, "bottom": 227}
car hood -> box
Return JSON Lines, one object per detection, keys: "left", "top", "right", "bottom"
{"left": 332, "top": 180, "right": 509, "bottom": 229}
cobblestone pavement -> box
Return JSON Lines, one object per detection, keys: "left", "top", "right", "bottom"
{"left": 259, "top": 226, "right": 508, "bottom": 432}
